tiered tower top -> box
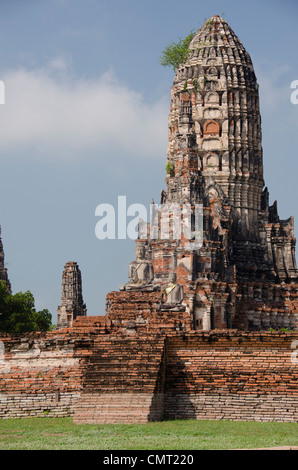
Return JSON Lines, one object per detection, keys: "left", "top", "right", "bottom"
{"left": 165, "top": 16, "right": 264, "bottom": 261}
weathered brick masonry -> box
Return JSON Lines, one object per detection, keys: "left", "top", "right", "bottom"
{"left": 165, "top": 331, "right": 298, "bottom": 422}
{"left": 0, "top": 329, "right": 93, "bottom": 419}
{"left": 1, "top": 16, "right": 298, "bottom": 424}
{"left": 0, "top": 316, "right": 298, "bottom": 422}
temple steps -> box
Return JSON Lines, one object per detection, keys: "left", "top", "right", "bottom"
{"left": 73, "top": 334, "right": 166, "bottom": 424}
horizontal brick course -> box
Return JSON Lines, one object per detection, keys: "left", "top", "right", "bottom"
{"left": 0, "top": 326, "right": 298, "bottom": 423}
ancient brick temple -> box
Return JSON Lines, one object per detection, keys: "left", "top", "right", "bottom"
{"left": 117, "top": 14, "right": 298, "bottom": 332}
{"left": 57, "top": 261, "right": 87, "bottom": 329}
{"left": 0, "top": 226, "right": 11, "bottom": 294}
{"left": 1, "top": 16, "right": 298, "bottom": 425}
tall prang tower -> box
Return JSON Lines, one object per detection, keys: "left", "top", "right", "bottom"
{"left": 57, "top": 261, "right": 87, "bottom": 329}
{"left": 0, "top": 226, "right": 11, "bottom": 294}
{"left": 114, "top": 16, "right": 298, "bottom": 331}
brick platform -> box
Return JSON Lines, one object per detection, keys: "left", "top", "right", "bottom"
{"left": 1, "top": 325, "right": 297, "bottom": 423}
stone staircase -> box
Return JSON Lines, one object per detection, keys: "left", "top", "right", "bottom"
{"left": 73, "top": 333, "right": 166, "bottom": 424}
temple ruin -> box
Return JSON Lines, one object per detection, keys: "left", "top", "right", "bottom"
{"left": 57, "top": 261, "right": 87, "bottom": 329}
{"left": 111, "top": 14, "right": 298, "bottom": 332}
{"left": 0, "top": 226, "right": 11, "bottom": 294}
{"left": 0, "top": 16, "right": 298, "bottom": 424}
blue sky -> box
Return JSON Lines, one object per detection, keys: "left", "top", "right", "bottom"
{"left": 0, "top": 0, "right": 297, "bottom": 323}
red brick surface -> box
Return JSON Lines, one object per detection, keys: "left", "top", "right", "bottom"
{"left": 0, "top": 324, "right": 298, "bottom": 422}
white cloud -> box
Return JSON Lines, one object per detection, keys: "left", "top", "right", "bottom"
{"left": 0, "top": 61, "right": 168, "bottom": 163}
{"left": 255, "top": 61, "right": 292, "bottom": 111}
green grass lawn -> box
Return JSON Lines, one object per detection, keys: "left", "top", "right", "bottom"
{"left": 0, "top": 417, "right": 297, "bottom": 450}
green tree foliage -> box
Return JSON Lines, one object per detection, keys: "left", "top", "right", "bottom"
{"left": 160, "top": 30, "right": 196, "bottom": 71}
{"left": 0, "top": 281, "right": 52, "bottom": 333}
{"left": 166, "top": 161, "right": 175, "bottom": 176}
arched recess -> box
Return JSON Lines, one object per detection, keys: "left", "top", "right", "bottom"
{"left": 205, "top": 153, "right": 218, "bottom": 168}
{"left": 205, "top": 91, "right": 219, "bottom": 105}
{"left": 203, "top": 120, "right": 220, "bottom": 136}
{"left": 207, "top": 66, "right": 218, "bottom": 78}
{"left": 209, "top": 47, "right": 217, "bottom": 58}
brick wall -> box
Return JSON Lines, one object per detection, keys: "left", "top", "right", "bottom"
{"left": 0, "top": 330, "right": 94, "bottom": 419}
{"left": 0, "top": 326, "right": 298, "bottom": 423}
{"left": 105, "top": 291, "right": 193, "bottom": 333}
{"left": 73, "top": 333, "right": 166, "bottom": 424}
{"left": 164, "top": 331, "right": 298, "bottom": 422}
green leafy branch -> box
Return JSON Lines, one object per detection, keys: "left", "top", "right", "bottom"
{"left": 160, "top": 29, "right": 196, "bottom": 72}
{"left": 166, "top": 161, "right": 175, "bottom": 176}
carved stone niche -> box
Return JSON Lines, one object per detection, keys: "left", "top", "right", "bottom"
{"left": 207, "top": 66, "right": 218, "bottom": 78}
{"left": 205, "top": 153, "right": 219, "bottom": 169}
{"left": 203, "top": 120, "right": 220, "bottom": 136}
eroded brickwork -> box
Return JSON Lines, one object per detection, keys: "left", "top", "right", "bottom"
{"left": 0, "top": 16, "right": 298, "bottom": 425}
{"left": 0, "top": 332, "right": 84, "bottom": 418}
{"left": 119, "top": 15, "right": 298, "bottom": 331}
{"left": 73, "top": 333, "right": 166, "bottom": 424}
{"left": 164, "top": 331, "right": 298, "bottom": 422}
{"left": 1, "top": 326, "right": 298, "bottom": 422}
